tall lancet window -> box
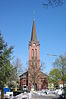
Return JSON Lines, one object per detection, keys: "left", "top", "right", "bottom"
{"left": 35, "top": 49, "right": 37, "bottom": 57}
{"left": 32, "top": 49, "right": 34, "bottom": 58}
{"left": 35, "top": 49, "right": 37, "bottom": 65}
{"left": 32, "top": 49, "right": 34, "bottom": 65}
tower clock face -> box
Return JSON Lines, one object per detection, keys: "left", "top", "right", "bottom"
{"left": 33, "top": 43, "right": 35, "bottom": 46}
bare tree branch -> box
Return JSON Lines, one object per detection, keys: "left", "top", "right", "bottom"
{"left": 42, "top": 0, "right": 65, "bottom": 8}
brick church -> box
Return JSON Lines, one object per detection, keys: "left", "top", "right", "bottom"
{"left": 20, "top": 20, "right": 48, "bottom": 90}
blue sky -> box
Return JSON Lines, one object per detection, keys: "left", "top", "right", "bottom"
{"left": 0, "top": 0, "right": 66, "bottom": 74}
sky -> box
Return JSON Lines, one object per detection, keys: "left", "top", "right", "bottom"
{"left": 0, "top": 0, "right": 66, "bottom": 74}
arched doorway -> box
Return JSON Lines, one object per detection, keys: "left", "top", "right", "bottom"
{"left": 35, "top": 83, "right": 37, "bottom": 90}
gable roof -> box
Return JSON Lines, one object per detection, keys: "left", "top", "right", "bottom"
{"left": 19, "top": 71, "right": 28, "bottom": 77}
{"left": 40, "top": 71, "right": 48, "bottom": 78}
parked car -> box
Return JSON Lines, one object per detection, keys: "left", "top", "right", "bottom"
{"left": 4, "top": 92, "right": 13, "bottom": 99}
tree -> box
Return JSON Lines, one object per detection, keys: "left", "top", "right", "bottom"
{"left": 28, "top": 60, "right": 45, "bottom": 90}
{"left": 40, "top": 60, "right": 45, "bottom": 71}
{"left": 28, "top": 60, "right": 39, "bottom": 90}
{"left": 48, "top": 68, "right": 61, "bottom": 88}
{"left": 13, "top": 58, "right": 23, "bottom": 77}
{"left": 53, "top": 54, "right": 66, "bottom": 87}
{"left": 42, "top": 0, "right": 65, "bottom": 8}
{"left": 0, "top": 33, "right": 14, "bottom": 99}
{"left": 13, "top": 58, "right": 23, "bottom": 91}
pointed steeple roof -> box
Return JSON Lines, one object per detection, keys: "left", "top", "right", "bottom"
{"left": 31, "top": 19, "right": 37, "bottom": 43}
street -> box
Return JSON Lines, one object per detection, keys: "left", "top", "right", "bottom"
{"left": 31, "top": 93, "right": 63, "bottom": 99}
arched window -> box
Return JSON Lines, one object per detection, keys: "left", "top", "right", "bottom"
{"left": 35, "top": 49, "right": 37, "bottom": 65}
{"left": 32, "top": 49, "right": 34, "bottom": 65}
{"left": 32, "top": 49, "right": 34, "bottom": 57}
{"left": 35, "top": 49, "right": 37, "bottom": 57}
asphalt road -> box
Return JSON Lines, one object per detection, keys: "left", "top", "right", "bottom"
{"left": 31, "top": 93, "right": 64, "bottom": 99}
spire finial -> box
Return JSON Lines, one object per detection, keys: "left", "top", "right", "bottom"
{"left": 33, "top": 10, "right": 35, "bottom": 21}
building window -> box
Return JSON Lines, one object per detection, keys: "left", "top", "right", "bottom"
{"left": 35, "top": 49, "right": 37, "bottom": 57}
{"left": 32, "top": 49, "right": 34, "bottom": 65}
{"left": 32, "top": 49, "right": 34, "bottom": 58}
{"left": 35, "top": 49, "right": 37, "bottom": 65}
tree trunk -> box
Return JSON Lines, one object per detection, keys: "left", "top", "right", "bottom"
{"left": 1, "top": 88, "right": 4, "bottom": 99}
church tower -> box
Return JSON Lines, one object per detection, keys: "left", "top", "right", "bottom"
{"left": 20, "top": 19, "right": 48, "bottom": 90}
{"left": 28, "top": 20, "right": 40, "bottom": 90}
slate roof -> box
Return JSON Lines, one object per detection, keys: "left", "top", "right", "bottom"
{"left": 19, "top": 71, "right": 28, "bottom": 77}
{"left": 40, "top": 71, "right": 48, "bottom": 78}
{"left": 20, "top": 70, "right": 48, "bottom": 78}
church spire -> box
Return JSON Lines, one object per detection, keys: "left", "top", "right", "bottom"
{"left": 31, "top": 19, "right": 37, "bottom": 43}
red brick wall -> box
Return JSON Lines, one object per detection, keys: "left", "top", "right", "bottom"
{"left": 28, "top": 42, "right": 41, "bottom": 90}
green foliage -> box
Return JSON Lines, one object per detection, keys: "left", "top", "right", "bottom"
{"left": 64, "top": 74, "right": 66, "bottom": 80}
{"left": 48, "top": 68, "right": 61, "bottom": 88}
{"left": 53, "top": 54, "right": 66, "bottom": 82}
{"left": 0, "top": 33, "right": 15, "bottom": 88}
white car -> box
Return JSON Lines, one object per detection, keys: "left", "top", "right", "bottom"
{"left": 4, "top": 92, "right": 13, "bottom": 99}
